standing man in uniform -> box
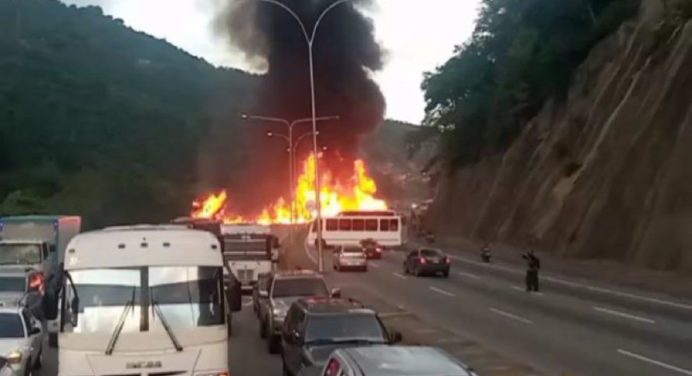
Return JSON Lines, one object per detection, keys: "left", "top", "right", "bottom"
{"left": 523, "top": 250, "right": 541, "bottom": 292}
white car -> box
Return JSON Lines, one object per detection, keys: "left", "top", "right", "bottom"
{"left": 333, "top": 246, "right": 368, "bottom": 272}
{"left": 0, "top": 307, "right": 44, "bottom": 376}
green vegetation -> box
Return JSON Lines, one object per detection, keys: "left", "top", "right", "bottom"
{"left": 422, "top": 0, "right": 639, "bottom": 168}
{"left": 0, "top": 0, "right": 251, "bottom": 228}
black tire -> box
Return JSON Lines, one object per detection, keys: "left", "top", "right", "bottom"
{"left": 268, "top": 335, "right": 281, "bottom": 354}
{"left": 34, "top": 349, "right": 43, "bottom": 370}
{"left": 260, "top": 318, "right": 268, "bottom": 339}
{"left": 403, "top": 263, "right": 408, "bottom": 274}
{"left": 442, "top": 270, "right": 450, "bottom": 278}
{"left": 48, "top": 333, "right": 58, "bottom": 348}
{"left": 362, "top": 266, "right": 368, "bottom": 272}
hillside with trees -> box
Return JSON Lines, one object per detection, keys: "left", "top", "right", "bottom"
{"left": 0, "top": 0, "right": 252, "bottom": 227}
{"left": 422, "top": 0, "right": 692, "bottom": 271}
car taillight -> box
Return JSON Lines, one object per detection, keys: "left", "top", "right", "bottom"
{"left": 28, "top": 272, "right": 45, "bottom": 294}
{"left": 376, "top": 248, "right": 382, "bottom": 253}
{"left": 444, "top": 257, "right": 451, "bottom": 264}
{"left": 419, "top": 257, "right": 427, "bottom": 264}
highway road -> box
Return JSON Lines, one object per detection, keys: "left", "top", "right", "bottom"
{"left": 303, "top": 243, "right": 692, "bottom": 376}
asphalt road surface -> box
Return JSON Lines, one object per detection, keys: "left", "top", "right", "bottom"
{"left": 303, "top": 242, "right": 692, "bottom": 376}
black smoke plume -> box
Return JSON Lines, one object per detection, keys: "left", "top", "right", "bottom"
{"left": 214, "top": 0, "right": 385, "bottom": 212}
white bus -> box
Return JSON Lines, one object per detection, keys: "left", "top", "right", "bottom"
{"left": 220, "top": 224, "right": 278, "bottom": 292}
{"left": 46, "top": 227, "right": 229, "bottom": 376}
{"left": 307, "top": 211, "right": 403, "bottom": 249}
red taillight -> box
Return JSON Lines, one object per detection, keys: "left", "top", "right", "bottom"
{"left": 376, "top": 248, "right": 382, "bottom": 253}
{"left": 419, "top": 257, "right": 427, "bottom": 264}
{"left": 28, "top": 272, "right": 45, "bottom": 294}
{"left": 445, "top": 257, "right": 451, "bottom": 264}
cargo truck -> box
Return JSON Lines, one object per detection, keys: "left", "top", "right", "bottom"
{"left": 0, "top": 215, "right": 81, "bottom": 346}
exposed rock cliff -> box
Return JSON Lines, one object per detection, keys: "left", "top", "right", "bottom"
{"left": 428, "top": 0, "right": 692, "bottom": 271}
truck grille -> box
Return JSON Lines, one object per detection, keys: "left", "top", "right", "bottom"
{"left": 238, "top": 269, "right": 254, "bottom": 283}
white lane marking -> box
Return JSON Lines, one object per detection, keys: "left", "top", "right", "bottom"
{"left": 511, "top": 285, "right": 524, "bottom": 292}
{"left": 489, "top": 308, "right": 534, "bottom": 325}
{"left": 392, "top": 272, "right": 407, "bottom": 280}
{"left": 447, "top": 253, "right": 692, "bottom": 311}
{"left": 456, "top": 271, "right": 480, "bottom": 279}
{"left": 617, "top": 349, "right": 692, "bottom": 375}
{"left": 593, "top": 307, "right": 656, "bottom": 324}
{"left": 429, "top": 286, "right": 455, "bottom": 297}
{"left": 369, "top": 262, "right": 381, "bottom": 268}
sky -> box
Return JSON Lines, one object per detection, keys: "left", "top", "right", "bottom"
{"left": 62, "top": 0, "right": 481, "bottom": 124}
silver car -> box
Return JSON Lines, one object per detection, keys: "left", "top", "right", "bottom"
{"left": 0, "top": 268, "right": 43, "bottom": 319}
{"left": 299, "top": 346, "right": 478, "bottom": 376}
{"left": 332, "top": 246, "right": 368, "bottom": 272}
{"left": 0, "top": 307, "right": 44, "bottom": 376}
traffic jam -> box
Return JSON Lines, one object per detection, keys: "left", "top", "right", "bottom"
{"left": 0, "top": 213, "right": 470, "bottom": 376}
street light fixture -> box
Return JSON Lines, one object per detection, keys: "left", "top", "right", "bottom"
{"left": 255, "top": 0, "right": 353, "bottom": 272}
{"left": 244, "top": 114, "right": 338, "bottom": 245}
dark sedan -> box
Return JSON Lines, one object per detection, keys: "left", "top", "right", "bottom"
{"left": 360, "top": 239, "right": 383, "bottom": 260}
{"left": 403, "top": 248, "right": 450, "bottom": 277}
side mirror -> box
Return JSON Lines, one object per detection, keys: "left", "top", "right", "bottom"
{"left": 330, "top": 288, "right": 341, "bottom": 298}
{"left": 390, "top": 331, "right": 403, "bottom": 344}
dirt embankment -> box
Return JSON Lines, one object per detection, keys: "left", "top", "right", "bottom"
{"left": 428, "top": 0, "right": 692, "bottom": 272}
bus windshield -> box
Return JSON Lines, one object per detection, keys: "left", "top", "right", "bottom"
{"left": 62, "top": 266, "right": 224, "bottom": 334}
{"left": 0, "top": 243, "right": 41, "bottom": 265}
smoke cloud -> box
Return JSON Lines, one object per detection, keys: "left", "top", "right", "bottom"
{"left": 213, "top": 0, "right": 386, "bottom": 211}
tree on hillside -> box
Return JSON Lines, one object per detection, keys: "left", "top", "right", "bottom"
{"left": 422, "top": 0, "right": 639, "bottom": 168}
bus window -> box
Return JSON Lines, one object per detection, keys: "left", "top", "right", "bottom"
{"left": 352, "top": 219, "right": 365, "bottom": 231}
{"left": 380, "top": 219, "right": 390, "bottom": 231}
{"left": 338, "top": 219, "right": 352, "bottom": 231}
{"left": 366, "top": 219, "right": 378, "bottom": 231}
{"left": 390, "top": 219, "right": 399, "bottom": 231}
{"left": 326, "top": 219, "right": 338, "bottom": 231}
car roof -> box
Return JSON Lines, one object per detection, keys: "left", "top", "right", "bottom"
{"left": 341, "top": 346, "right": 474, "bottom": 376}
{"left": 0, "top": 306, "right": 22, "bottom": 314}
{"left": 0, "top": 267, "right": 31, "bottom": 277}
{"left": 297, "top": 298, "right": 371, "bottom": 314}
{"left": 273, "top": 270, "right": 323, "bottom": 279}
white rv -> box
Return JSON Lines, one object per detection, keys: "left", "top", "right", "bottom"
{"left": 47, "top": 227, "right": 229, "bottom": 376}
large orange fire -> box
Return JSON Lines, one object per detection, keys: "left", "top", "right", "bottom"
{"left": 191, "top": 154, "right": 388, "bottom": 224}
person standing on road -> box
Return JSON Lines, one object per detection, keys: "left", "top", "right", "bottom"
{"left": 522, "top": 250, "right": 541, "bottom": 292}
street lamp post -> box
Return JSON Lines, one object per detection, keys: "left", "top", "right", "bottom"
{"left": 256, "top": 0, "right": 352, "bottom": 272}
{"left": 243, "top": 114, "right": 338, "bottom": 244}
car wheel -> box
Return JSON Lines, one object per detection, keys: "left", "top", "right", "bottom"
{"left": 442, "top": 270, "right": 450, "bottom": 278}
{"left": 403, "top": 263, "right": 408, "bottom": 274}
{"left": 268, "top": 335, "right": 281, "bottom": 354}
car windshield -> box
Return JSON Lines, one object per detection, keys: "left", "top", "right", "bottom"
{"left": 0, "top": 277, "right": 25, "bottom": 292}
{"left": 0, "top": 244, "right": 41, "bottom": 265}
{"left": 62, "top": 266, "right": 224, "bottom": 334}
{"left": 272, "top": 278, "right": 328, "bottom": 298}
{"left": 421, "top": 249, "right": 442, "bottom": 257}
{"left": 305, "top": 313, "right": 386, "bottom": 343}
{"left": 0, "top": 313, "right": 24, "bottom": 338}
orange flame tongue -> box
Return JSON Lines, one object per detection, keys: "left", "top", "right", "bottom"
{"left": 191, "top": 154, "right": 388, "bottom": 224}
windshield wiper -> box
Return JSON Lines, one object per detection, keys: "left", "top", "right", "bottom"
{"left": 151, "top": 296, "right": 183, "bottom": 352}
{"left": 105, "top": 286, "right": 136, "bottom": 355}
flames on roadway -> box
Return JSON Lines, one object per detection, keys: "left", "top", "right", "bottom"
{"left": 191, "top": 153, "right": 388, "bottom": 225}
